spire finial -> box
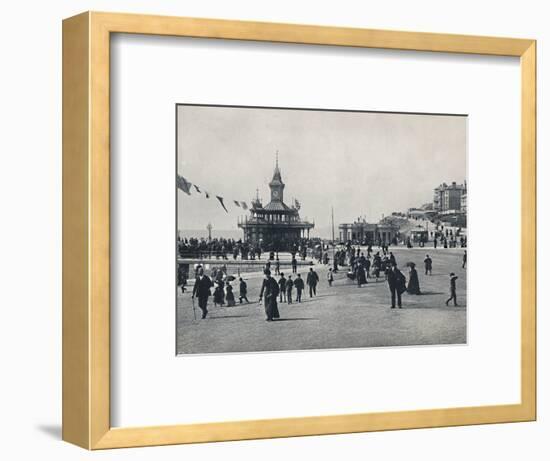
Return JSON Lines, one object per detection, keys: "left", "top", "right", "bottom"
{"left": 275, "top": 150, "right": 279, "bottom": 169}
{"left": 256, "top": 188, "right": 260, "bottom": 200}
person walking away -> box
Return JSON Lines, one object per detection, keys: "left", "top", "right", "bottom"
{"left": 278, "top": 273, "right": 287, "bottom": 302}
{"left": 307, "top": 267, "right": 319, "bottom": 297}
{"left": 286, "top": 276, "right": 294, "bottom": 304}
{"left": 275, "top": 258, "right": 280, "bottom": 275}
{"left": 406, "top": 263, "right": 421, "bottom": 295}
{"left": 192, "top": 268, "right": 213, "bottom": 319}
{"left": 424, "top": 254, "right": 433, "bottom": 275}
{"left": 238, "top": 277, "right": 249, "bottom": 303}
{"left": 259, "top": 269, "right": 280, "bottom": 321}
{"left": 356, "top": 264, "right": 367, "bottom": 288}
{"left": 294, "top": 273, "right": 304, "bottom": 303}
{"left": 327, "top": 268, "right": 334, "bottom": 287}
{"left": 387, "top": 262, "right": 406, "bottom": 308}
{"left": 365, "top": 256, "right": 371, "bottom": 278}
{"left": 389, "top": 252, "right": 396, "bottom": 266}
{"left": 291, "top": 256, "right": 298, "bottom": 274}
{"left": 462, "top": 250, "right": 467, "bottom": 269}
{"left": 446, "top": 273, "right": 459, "bottom": 306}
{"left": 225, "top": 282, "right": 236, "bottom": 307}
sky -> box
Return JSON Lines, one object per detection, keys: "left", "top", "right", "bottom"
{"left": 177, "top": 104, "right": 467, "bottom": 238}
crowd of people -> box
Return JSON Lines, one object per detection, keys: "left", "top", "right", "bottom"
{"left": 187, "top": 246, "right": 466, "bottom": 320}
{"left": 178, "top": 236, "right": 318, "bottom": 261}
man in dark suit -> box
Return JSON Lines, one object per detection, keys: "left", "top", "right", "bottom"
{"left": 387, "top": 262, "right": 406, "bottom": 309}
{"left": 278, "top": 273, "right": 287, "bottom": 303}
{"left": 306, "top": 267, "right": 319, "bottom": 297}
{"left": 294, "top": 273, "right": 304, "bottom": 303}
{"left": 192, "top": 268, "right": 213, "bottom": 319}
{"left": 446, "top": 273, "right": 459, "bottom": 306}
{"left": 424, "top": 254, "right": 433, "bottom": 275}
{"left": 259, "top": 269, "right": 280, "bottom": 321}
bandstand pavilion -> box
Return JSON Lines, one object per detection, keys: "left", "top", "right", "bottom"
{"left": 238, "top": 157, "right": 314, "bottom": 250}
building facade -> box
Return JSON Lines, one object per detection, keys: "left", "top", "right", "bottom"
{"left": 238, "top": 159, "right": 314, "bottom": 250}
{"left": 339, "top": 219, "right": 399, "bottom": 245}
{"left": 433, "top": 181, "right": 467, "bottom": 212}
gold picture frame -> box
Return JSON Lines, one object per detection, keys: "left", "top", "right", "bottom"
{"left": 62, "top": 11, "right": 536, "bottom": 449}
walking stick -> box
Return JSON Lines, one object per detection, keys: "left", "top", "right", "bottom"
{"left": 191, "top": 296, "right": 197, "bottom": 321}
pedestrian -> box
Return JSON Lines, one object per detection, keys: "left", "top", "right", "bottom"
{"left": 259, "top": 269, "right": 280, "bottom": 321}
{"left": 294, "top": 273, "right": 304, "bottom": 303}
{"left": 424, "top": 254, "right": 433, "bottom": 275}
{"left": 462, "top": 250, "right": 467, "bottom": 269}
{"left": 225, "top": 282, "right": 236, "bottom": 307}
{"left": 327, "top": 267, "right": 334, "bottom": 287}
{"left": 291, "top": 256, "right": 298, "bottom": 274}
{"left": 389, "top": 252, "right": 396, "bottom": 266}
{"left": 445, "top": 273, "right": 459, "bottom": 306}
{"left": 373, "top": 253, "right": 381, "bottom": 281}
{"left": 192, "top": 268, "right": 213, "bottom": 319}
{"left": 406, "top": 262, "right": 421, "bottom": 295}
{"left": 306, "top": 267, "right": 319, "bottom": 297}
{"left": 356, "top": 264, "right": 367, "bottom": 288}
{"left": 275, "top": 258, "right": 280, "bottom": 275}
{"left": 278, "top": 273, "right": 287, "bottom": 302}
{"left": 213, "top": 280, "right": 225, "bottom": 306}
{"left": 238, "top": 277, "right": 249, "bottom": 303}
{"left": 286, "top": 275, "right": 294, "bottom": 304}
{"left": 387, "top": 262, "right": 406, "bottom": 308}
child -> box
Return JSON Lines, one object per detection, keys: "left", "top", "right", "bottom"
{"left": 445, "top": 273, "right": 458, "bottom": 306}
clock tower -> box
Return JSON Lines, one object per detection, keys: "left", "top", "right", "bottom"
{"left": 269, "top": 151, "right": 285, "bottom": 202}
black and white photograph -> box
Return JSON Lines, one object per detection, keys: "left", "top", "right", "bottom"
{"left": 176, "top": 104, "right": 468, "bottom": 354}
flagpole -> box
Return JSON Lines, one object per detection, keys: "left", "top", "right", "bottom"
{"left": 331, "top": 206, "right": 336, "bottom": 263}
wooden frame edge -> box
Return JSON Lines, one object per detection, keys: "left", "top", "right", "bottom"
{"left": 62, "top": 11, "right": 92, "bottom": 450}
{"left": 62, "top": 11, "right": 537, "bottom": 450}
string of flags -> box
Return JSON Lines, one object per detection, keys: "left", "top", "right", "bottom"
{"left": 177, "top": 174, "right": 249, "bottom": 213}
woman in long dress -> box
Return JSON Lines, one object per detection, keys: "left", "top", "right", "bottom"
{"left": 225, "top": 282, "right": 236, "bottom": 306}
{"left": 213, "top": 280, "right": 225, "bottom": 306}
{"left": 407, "top": 263, "right": 421, "bottom": 295}
{"left": 259, "top": 269, "right": 280, "bottom": 321}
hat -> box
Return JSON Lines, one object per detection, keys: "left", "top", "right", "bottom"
{"left": 450, "top": 272, "right": 455, "bottom": 276}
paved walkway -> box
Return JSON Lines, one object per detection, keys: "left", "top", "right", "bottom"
{"left": 177, "top": 247, "right": 467, "bottom": 354}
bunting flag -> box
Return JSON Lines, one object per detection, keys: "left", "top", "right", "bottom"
{"left": 216, "top": 196, "right": 228, "bottom": 213}
{"left": 176, "top": 175, "right": 192, "bottom": 195}
{"left": 178, "top": 174, "right": 256, "bottom": 214}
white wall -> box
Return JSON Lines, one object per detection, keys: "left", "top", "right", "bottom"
{"left": 0, "top": 0, "right": 547, "bottom": 459}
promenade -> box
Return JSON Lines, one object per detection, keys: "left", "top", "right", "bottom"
{"left": 177, "top": 247, "right": 466, "bottom": 354}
